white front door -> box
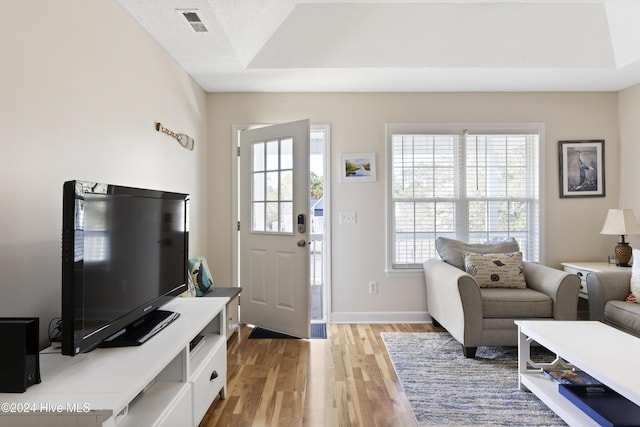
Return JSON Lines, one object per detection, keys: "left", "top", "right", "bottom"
{"left": 239, "top": 119, "right": 310, "bottom": 338}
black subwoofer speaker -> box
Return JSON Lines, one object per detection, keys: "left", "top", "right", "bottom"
{"left": 0, "top": 318, "right": 41, "bottom": 392}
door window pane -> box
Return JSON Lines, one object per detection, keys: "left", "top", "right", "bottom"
{"left": 251, "top": 138, "right": 295, "bottom": 234}
{"left": 253, "top": 142, "right": 265, "bottom": 172}
{"left": 266, "top": 172, "right": 279, "bottom": 201}
{"left": 253, "top": 202, "right": 265, "bottom": 232}
{"left": 281, "top": 138, "right": 293, "bottom": 169}
{"left": 280, "top": 202, "right": 293, "bottom": 233}
{"left": 253, "top": 172, "right": 264, "bottom": 201}
{"left": 280, "top": 171, "right": 293, "bottom": 200}
{"left": 266, "top": 140, "right": 279, "bottom": 171}
{"left": 266, "top": 202, "right": 279, "bottom": 232}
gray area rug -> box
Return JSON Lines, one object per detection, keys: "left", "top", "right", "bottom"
{"left": 381, "top": 332, "right": 567, "bottom": 427}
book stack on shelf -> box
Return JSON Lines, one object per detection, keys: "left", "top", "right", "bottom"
{"left": 542, "top": 369, "right": 640, "bottom": 427}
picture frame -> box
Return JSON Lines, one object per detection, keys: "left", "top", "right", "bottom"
{"left": 340, "top": 153, "right": 376, "bottom": 183}
{"left": 558, "top": 140, "right": 605, "bottom": 198}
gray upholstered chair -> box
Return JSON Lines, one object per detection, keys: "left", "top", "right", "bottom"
{"left": 586, "top": 271, "right": 640, "bottom": 336}
{"left": 423, "top": 238, "right": 581, "bottom": 358}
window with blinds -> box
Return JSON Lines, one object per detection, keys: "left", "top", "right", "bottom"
{"left": 386, "top": 124, "right": 541, "bottom": 271}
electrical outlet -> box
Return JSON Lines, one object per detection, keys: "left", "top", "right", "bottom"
{"left": 368, "top": 281, "right": 378, "bottom": 294}
{"left": 339, "top": 211, "right": 356, "bottom": 224}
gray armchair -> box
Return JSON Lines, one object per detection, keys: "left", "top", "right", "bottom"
{"left": 424, "top": 259, "right": 581, "bottom": 358}
{"left": 586, "top": 271, "right": 640, "bottom": 336}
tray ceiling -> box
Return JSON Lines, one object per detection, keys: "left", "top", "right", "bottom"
{"left": 118, "top": 0, "right": 640, "bottom": 92}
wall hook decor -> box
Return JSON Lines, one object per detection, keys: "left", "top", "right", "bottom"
{"left": 155, "top": 122, "right": 195, "bottom": 151}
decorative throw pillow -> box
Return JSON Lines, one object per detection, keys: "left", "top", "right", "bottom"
{"left": 188, "top": 257, "right": 214, "bottom": 296}
{"left": 464, "top": 251, "right": 526, "bottom": 288}
{"left": 436, "top": 236, "right": 520, "bottom": 270}
{"left": 629, "top": 248, "right": 640, "bottom": 303}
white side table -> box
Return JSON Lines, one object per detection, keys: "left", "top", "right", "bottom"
{"left": 561, "top": 262, "right": 630, "bottom": 299}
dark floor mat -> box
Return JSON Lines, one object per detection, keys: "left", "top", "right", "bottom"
{"left": 248, "top": 327, "right": 297, "bottom": 339}
{"left": 248, "top": 324, "right": 327, "bottom": 339}
{"left": 311, "top": 323, "right": 327, "bottom": 339}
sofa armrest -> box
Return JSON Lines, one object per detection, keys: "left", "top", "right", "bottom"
{"left": 423, "top": 259, "right": 482, "bottom": 346}
{"left": 586, "top": 271, "right": 632, "bottom": 321}
{"left": 523, "top": 262, "right": 581, "bottom": 320}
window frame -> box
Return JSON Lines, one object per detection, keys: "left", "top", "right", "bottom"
{"left": 385, "top": 123, "right": 545, "bottom": 275}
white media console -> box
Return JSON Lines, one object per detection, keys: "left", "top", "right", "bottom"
{"left": 0, "top": 297, "right": 228, "bottom": 427}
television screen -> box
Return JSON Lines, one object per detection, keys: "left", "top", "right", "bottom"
{"left": 61, "top": 181, "right": 189, "bottom": 356}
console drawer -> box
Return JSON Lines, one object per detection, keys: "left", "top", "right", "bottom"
{"left": 562, "top": 265, "right": 589, "bottom": 296}
{"left": 191, "top": 339, "right": 226, "bottom": 421}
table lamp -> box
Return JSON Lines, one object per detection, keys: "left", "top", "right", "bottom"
{"left": 600, "top": 209, "right": 640, "bottom": 267}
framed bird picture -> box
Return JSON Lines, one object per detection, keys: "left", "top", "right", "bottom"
{"left": 558, "top": 140, "right": 605, "bottom": 198}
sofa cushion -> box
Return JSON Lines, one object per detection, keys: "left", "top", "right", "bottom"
{"left": 435, "top": 236, "right": 519, "bottom": 270}
{"left": 605, "top": 300, "right": 640, "bottom": 335}
{"left": 481, "top": 288, "right": 552, "bottom": 318}
{"left": 464, "top": 251, "right": 526, "bottom": 288}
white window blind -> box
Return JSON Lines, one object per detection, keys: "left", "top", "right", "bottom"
{"left": 387, "top": 125, "right": 540, "bottom": 271}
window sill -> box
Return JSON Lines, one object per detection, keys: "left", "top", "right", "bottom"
{"left": 385, "top": 268, "right": 423, "bottom": 278}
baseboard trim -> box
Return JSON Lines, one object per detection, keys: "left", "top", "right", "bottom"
{"left": 330, "top": 311, "right": 430, "bottom": 324}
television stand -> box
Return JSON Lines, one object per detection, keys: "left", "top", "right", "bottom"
{"left": 101, "top": 309, "right": 180, "bottom": 347}
{"left": 0, "top": 297, "right": 228, "bottom": 427}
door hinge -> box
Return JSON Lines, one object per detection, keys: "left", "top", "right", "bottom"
{"left": 237, "top": 221, "right": 240, "bottom": 231}
{"left": 237, "top": 146, "right": 240, "bottom": 157}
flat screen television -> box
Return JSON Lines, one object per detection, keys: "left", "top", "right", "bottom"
{"left": 61, "top": 180, "right": 189, "bottom": 356}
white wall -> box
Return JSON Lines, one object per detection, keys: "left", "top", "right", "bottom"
{"left": 207, "top": 92, "right": 620, "bottom": 322}
{"left": 0, "top": 0, "right": 208, "bottom": 347}
{"left": 618, "top": 83, "right": 640, "bottom": 249}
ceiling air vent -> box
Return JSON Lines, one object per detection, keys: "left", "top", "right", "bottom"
{"left": 179, "top": 10, "right": 208, "bottom": 32}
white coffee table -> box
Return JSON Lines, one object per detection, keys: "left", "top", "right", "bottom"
{"left": 515, "top": 320, "right": 640, "bottom": 427}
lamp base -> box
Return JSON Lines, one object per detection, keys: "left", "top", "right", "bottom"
{"left": 615, "top": 241, "right": 632, "bottom": 267}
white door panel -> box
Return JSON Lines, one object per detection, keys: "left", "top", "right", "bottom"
{"left": 239, "top": 119, "right": 310, "bottom": 338}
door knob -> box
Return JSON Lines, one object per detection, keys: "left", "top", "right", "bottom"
{"left": 297, "top": 240, "right": 307, "bottom": 247}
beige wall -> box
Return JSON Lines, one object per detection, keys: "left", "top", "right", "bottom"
{"left": 0, "top": 0, "right": 208, "bottom": 346}
{"left": 207, "top": 92, "right": 620, "bottom": 322}
{"left": 618, "top": 84, "right": 640, "bottom": 250}
{"left": 1, "top": 1, "right": 631, "bottom": 331}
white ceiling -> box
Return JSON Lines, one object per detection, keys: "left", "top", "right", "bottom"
{"left": 117, "top": 0, "right": 640, "bottom": 92}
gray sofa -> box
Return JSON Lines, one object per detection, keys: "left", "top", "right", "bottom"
{"left": 424, "top": 256, "right": 581, "bottom": 358}
{"left": 586, "top": 271, "right": 640, "bottom": 336}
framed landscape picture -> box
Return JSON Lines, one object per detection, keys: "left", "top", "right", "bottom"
{"left": 558, "top": 140, "right": 605, "bottom": 198}
{"left": 341, "top": 153, "right": 376, "bottom": 183}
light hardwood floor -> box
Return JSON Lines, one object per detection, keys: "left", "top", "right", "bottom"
{"left": 200, "top": 323, "right": 437, "bottom": 427}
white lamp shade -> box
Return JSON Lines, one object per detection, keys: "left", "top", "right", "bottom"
{"left": 600, "top": 209, "right": 640, "bottom": 235}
